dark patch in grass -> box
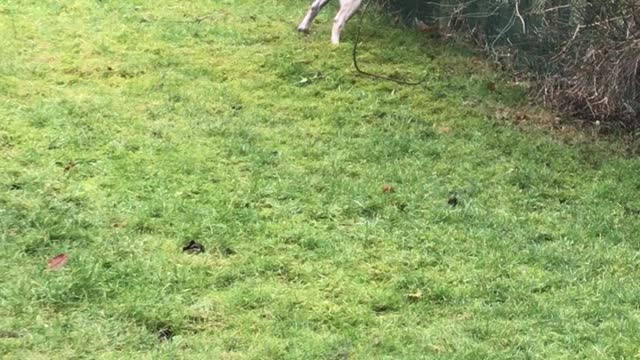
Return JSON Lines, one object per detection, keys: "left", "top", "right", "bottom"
{"left": 426, "top": 288, "right": 452, "bottom": 305}
{"left": 9, "top": 183, "right": 23, "bottom": 190}
{"left": 62, "top": 160, "right": 77, "bottom": 173}
{"left": 157, "top": 327, "right": 174, "bottom": 341}
{"left": 150, "top": 130, "right": 164, "bottom": 139}
{"left": 360, "top": 204, "right": 382, "bottom": 218}
{"left": 125, "top": 143, "right": 141, "bottom": 152}
{"left": 300, "top": 237, "right": 322, "bottom": 251}
{"left": 282, "top": 232, "right": 326, "bottom": 252}
{"left": 488, "top": 285, "right": 510, "bottom": 304}
{"left": 216, "top": 245, "right": 236, "bottom": 257}
{"left": 233, "top": 290, "right": 271, "bottom": 310}
{"left": 309, "top": 209, "right": 332, "bottom": 221}
{"left": 0, "top": 131, "right": 14, "bottom": 147}
{"left": 372, "top": 302, "right": 397, "bottom": 314}
{"left": 532, "top": 233, "right": 554, "bottom": 243}
{"left": 0, "top": 330, "right": 21, "bottom": 338}
{"left": 328, "top": 342, "right": 351, "bottom": 360}
{"left": 624, "top": 206, "right": 640, "bottom": 216}
{"left": 222, "top": 336, "right": 242, "bottom": 352}
{"left": 531, "top": 284, "right": 553, "bottom": 294}
{"left": 468, "top": 325, "right": 493, "bottom": 342}
{"left": 21, "top": 227, "right": 90, "bottom": 256}
{"left": 448, "top": 194, "right": 459, "bottom": 207}
{"left": 183, "top": 240, "right": 205, "bottom": 254}
{"left": 393, "top": 201, "right": 408, "bottom": 212}
{"left": 186, "top": 314, "right": 208, "bottom": 326}
{"left": 22, "top": 241, "right": 42, "bottom": 256}
{"left": 254, "top": 149, "right": 280, "bottom": 167}
{"left": 133, "top": 221, "right": 156, "bottom": 234}
{"left": 273, "top": 265, "right": 302, "bottom": 283}
{"left": 347, "top": 200, "right": 384, "bottom": 219}
{"left": 253, "top": 260, "right": 302, "bottom": 283}
{"left": 214, "top": 271, "right": 241, "bottom": 288}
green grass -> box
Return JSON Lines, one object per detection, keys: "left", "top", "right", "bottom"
{"left": 1, "top": 0, "right": 640, "bottom": 358}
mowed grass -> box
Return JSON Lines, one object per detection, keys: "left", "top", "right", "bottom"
{"left": 1, "top": 0, "right": 640, "bottom": 358}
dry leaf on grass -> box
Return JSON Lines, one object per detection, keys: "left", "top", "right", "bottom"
{"left": 47, "top": 254, "right": 69, "bottom": 270}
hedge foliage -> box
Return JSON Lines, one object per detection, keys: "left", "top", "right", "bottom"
{"left": 382, "top": 0, "right": 640, "bottom": 129}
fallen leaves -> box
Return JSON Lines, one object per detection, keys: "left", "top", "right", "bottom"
{"left": 47, "top": 253, "right": 69, "bottom": 270}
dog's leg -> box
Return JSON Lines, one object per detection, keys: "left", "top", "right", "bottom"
{"left": 331, "top": 0, "right": 362, "bottom": 44}
{"left": 298, "top": 0, "right": 332, "bottom": 33}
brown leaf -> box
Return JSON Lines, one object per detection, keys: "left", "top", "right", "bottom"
{"left": 382, "top": 184, "right": 395, "bottom": 193}
{"left": 47, "top": 253, "right": 69, "bottom": 270}
{"left": 486, "top": 82, "right": 497, "bottom": 92}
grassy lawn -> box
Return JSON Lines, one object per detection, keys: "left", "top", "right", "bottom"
{"left": 2, "top": 0, "right": 640, "bottom": 358}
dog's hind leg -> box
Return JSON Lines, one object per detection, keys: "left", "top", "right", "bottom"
{"left": 331, "top": 0, "right": 362, "bottom": 44}
{"left": 298, "top": 0, "right": 332, "bottom": 33}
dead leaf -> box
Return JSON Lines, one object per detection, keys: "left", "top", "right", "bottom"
{"left": 47, "top": 253, "right": 69, "bottom": 270}
{"left": 486, "top": 82, "right": 497, "bottom": 92}
{"left": 382, "top": 184, "right": 395, "bottom": 193}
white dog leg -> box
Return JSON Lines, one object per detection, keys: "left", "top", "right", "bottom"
{"left": 331, "top": 0, "right": 362, "bottom": 44}
{"left": 298, "top": 0, "right": 332, "bottom": 33}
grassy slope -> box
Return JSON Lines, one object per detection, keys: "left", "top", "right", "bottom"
{"left": 1, "top": 0, "right": 640, "bottom": 358}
